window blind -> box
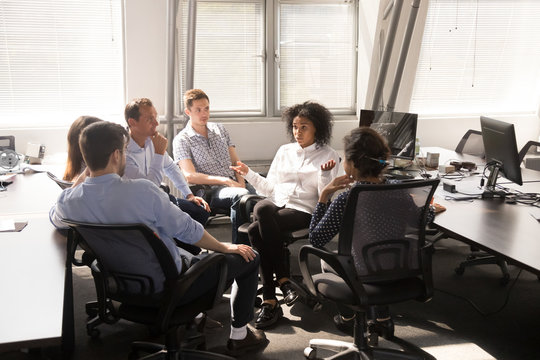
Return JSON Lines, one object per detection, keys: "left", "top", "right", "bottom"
{"left": 0, "top": 0, "right": 123, "bottom": 128}
{"left": 410, "top": 0, "right": 540, "bottom": 116}
{"left": 179, "top": 0, "right": 264, "bottom": 115}
{"left": 278, "top": 0, "right": 356, "bottom": 113}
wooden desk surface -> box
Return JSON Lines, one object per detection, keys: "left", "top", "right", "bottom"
{"left": 0, "top": 172, "right": 67, "bottom": 352}
{"left": 428, "top": 147, "right": 540, "bottom": 274}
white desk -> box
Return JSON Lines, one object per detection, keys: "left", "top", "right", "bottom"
{"left": 0, "top": 172, "right": 71, "bottom": 354}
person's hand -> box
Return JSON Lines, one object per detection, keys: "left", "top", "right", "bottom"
{"left": 151, "top": 132, "right": 168, "bottom": 155}
{"left": 187, "top": 194, "right": 211, "bottom": 212}
{"left": 321, "top": 159, "right": 336, "bottom": 172}
{"left": 72, "top": 167, "right": 90, "bottom": 187}
{"left": 224, "top": 243, "right": 257, "bottom": 262}
{"left": 230, "top": 161, "right": 249, "bottom": 176}
{"left": 319, "top": 174, "right": 354, "bottom": 203}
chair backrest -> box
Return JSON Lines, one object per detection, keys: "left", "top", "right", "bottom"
{"left": 47, "top": 171, "right": 74, "bottom": 190}
{"left": 338, "top": 179, "right": 439, "bottom": 282}
{"left": 455, "top": 129, "right": 485, "bottom": 158}
{"left": 63, "top": 220, "right": 179, "bottom": 304}
{"left": 519, "top": 141, "right": 540, "bottom": 171}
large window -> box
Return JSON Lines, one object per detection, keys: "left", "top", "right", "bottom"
{"left": 178, "top": 0, "right": 357, "bottom": 117}
{"left": 0, "top": 0, "right": 124, "bottom": 128}
{"left": 410, "top": 0, "right": 540, "bottom": 116}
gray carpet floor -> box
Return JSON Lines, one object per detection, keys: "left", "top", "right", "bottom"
{"left": 3, "top": 223, "right": 540, "bottom": 360}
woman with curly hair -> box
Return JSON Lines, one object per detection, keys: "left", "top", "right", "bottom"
{"left": 231, "top": 101, "right": 340, "bottom": 329}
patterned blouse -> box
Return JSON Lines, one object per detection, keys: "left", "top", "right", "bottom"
{"left": 309, "top": 180, "right": 435, "bottom": 249}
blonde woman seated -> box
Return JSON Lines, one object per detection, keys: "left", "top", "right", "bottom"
{"left": 231, "top": 101, "right": 340, "bottom": 329}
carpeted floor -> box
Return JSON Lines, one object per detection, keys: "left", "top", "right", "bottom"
{"left": 3, "top": 224, "right": 540, "bottom": 360}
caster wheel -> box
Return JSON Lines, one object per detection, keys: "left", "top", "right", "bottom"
{"left": 454, "top": 266, "right": 465, "bottom": 276}
{"left": 304, "top": 347, "right": 317, "bottom": 359}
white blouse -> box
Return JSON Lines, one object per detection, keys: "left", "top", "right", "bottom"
{"left": 244, "top": 142, "right": 340, "bottom": 214}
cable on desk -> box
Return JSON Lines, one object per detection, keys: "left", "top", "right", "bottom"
{"left": 434, "top": 268, "right": 522, "bottom": 317}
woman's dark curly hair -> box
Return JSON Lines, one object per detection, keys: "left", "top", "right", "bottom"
{"left": 344, "top": 127, "right": 390, "bottom": 178}
{"left": 282, "top": 101, "right": 333, "bottom": 146}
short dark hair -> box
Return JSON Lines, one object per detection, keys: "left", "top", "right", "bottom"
{"left": 79, "top": 122, "right": 129, "bottom": 172}
{"left": 282, "top": 101, "right": 333, "bottom": 146}
{"left": 344, "top": 127, "right": 390, "bottom": 178}
{"left": 124, "top": 98, "right": 153, "bottom": 126}
{"left": 184, "top": 89, "right": 209, "bottom": 110}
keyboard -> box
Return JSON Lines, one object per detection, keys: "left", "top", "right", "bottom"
{"left": 384, "top": 171, "right": 415, "bottom": 180}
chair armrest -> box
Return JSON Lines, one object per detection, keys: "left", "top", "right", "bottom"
{"left": 157, "top": 253, "right": 228, "bottom": 332}
{"left": 238, "top": 194, "right": 265, "bottom": 220}
{"left": 299, "top": 245, "right": 369, "bottom": 304}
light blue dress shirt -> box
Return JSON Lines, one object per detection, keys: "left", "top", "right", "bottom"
{"left": 124, "top": 137, "right": 192, "bottom": 198}
{"left": 49, "top": 174, "right": 204, "bottom": 273}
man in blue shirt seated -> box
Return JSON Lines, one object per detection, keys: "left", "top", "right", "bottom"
{"left": 49, "top": 121, "right": 267, "bottom": 356}
{"left": 123, "top": 97, "right": 210, "bottom": 226}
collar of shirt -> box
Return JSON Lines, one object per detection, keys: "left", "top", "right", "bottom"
{"left": 294, "top": 142, "right": 319, "bottom": 154}
{"left": 127, "top": 136, "right": 152, "bottom": 153}
{"left": 185, "top": 121, "right": 219, "bottom": 139}
{"left": 85, "top": 173, "right": 121, "bottom": 184}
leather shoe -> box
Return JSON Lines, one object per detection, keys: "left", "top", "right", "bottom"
{"left": 254, "top": 302, "right": 283, "bottom": 329}
{"left": 280, "top": 281, "right": 299, "bottom": 306}
{"left": 227, "top": 326, "right": 268, "bottom": 356}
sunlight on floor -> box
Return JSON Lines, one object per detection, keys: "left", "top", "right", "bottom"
{"left": 425, "top": 343, "right": 495, "bottom": 360}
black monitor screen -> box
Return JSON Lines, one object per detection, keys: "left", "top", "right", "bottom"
{"left": 480, "top": 116, "right": 522, "bottom": 186}
{"left": 359, "top": 110, "right": 418, "bottom": 160}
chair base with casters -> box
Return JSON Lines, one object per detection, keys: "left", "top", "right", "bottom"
{"left": 455, "top": 250, "right": 510, "bottom": 286}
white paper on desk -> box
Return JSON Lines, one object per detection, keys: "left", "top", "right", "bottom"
{"left": 0, "top": 219, "right": 15, "bottom": 231}
{"left": 19, "top": 163, "right": 52, "bottom": 173}
{"left": 0, "top": 173, "right": 16, "bottom": 182}
{"left": 530, "top": 208, "right": 540, "bottom": 221}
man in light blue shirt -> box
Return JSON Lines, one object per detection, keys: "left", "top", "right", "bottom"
{"left": 123, "top": 97, "right": 210, "bottom": 226}
{"left": 49, "top": 121, "right": 267, "bottom": 355}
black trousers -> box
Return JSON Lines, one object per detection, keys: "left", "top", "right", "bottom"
{"left": 247, "top": 199, "right": 311, "bottom": 300}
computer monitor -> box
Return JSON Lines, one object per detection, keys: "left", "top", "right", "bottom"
{"left": 359, "top": 110, "right": 418, "bottom": 160}
{"left": 480, "top": 116, "right": 523, "bottom": 188}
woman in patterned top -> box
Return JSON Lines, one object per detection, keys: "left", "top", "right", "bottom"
{"left": 309, "top": 126, "right": 433, "bottom": 340}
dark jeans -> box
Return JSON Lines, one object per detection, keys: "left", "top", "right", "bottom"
{"left": 247, "top": 199, "right": 311, "bottom": 300}
{"left": 178, "top": 251, "right": 260, "bottom": 328}
{"left": 193, "top": 183, "right": 256, "bottom": 245}
{"left": 169, "top": 194, "right": 210, "bottom": 255}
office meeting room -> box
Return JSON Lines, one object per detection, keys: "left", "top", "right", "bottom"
{"left": 2, "top": 0, "right": 540, "bottom": 359}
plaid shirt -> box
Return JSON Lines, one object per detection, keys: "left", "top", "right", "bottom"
{"left": 173, "top": 122, "right": 236, "bottom": 179}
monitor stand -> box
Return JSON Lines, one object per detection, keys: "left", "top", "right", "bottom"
{"left": 482, "top": 164, "right": 506, "bottom": 198}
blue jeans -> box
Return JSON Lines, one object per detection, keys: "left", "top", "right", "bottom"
{"left": 204, "top": 183, "right": 256, "bottom": 245}
{"left": 179, "top": 251, "right": 260, "bottom": 328}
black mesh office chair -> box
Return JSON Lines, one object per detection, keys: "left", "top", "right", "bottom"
{"left": 63, "top": 220, "right": 234, "bottom": 360}
{"left": 298, "top": 180, "right": 439, "bottom": 360}
{"left": 451, "top": 130, "right": 511, "bottom": 285}
{"left": 237, "top": 194, "right": 320, "bottom": 310}
{"left": 519, "top": 140, "right": 540, "bottom": 171}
